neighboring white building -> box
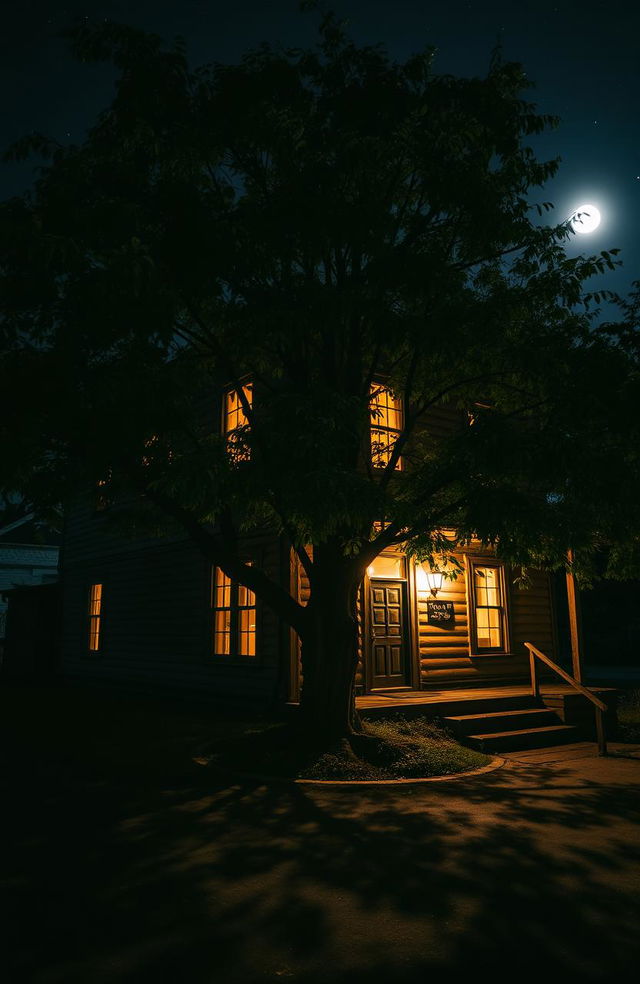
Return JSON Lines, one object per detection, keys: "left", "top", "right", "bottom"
{"left": 0, "top": 513, "right": 59, "bottom": 639}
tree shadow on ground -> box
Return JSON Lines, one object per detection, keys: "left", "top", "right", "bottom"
{"left": 2, "top": 686, "right": 640, "bottom": 983}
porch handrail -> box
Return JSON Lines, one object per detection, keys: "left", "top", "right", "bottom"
{"left": 524, "top": 642, "right": 608, "bottom": 756}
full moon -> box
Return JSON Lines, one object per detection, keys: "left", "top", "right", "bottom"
{"left": 571, "top": 203, "right": 601, "bottom": 234}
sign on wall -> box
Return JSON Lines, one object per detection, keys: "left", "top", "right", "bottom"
{"left": 427, "top": 599, "right": 455, "bottom": 627}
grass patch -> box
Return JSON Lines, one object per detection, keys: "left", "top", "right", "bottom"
{"left": 209, "top": 715, "right": 490, "bottom": 781}
{"left": 618, "top": 689, "right": 640, "bottom": 743}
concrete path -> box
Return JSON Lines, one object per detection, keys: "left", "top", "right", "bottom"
{"left": 6, "top": 741, "right": 639, "bottom": 983}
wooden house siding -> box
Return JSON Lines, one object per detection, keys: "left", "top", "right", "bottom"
{"left": 290, "top": 538, "right": 557, "bottom": 696}
{"left": 62, "top": 499, "right": 285, "bottom": 707}
{"left": 417, "top": 551, "right": 555, "bottom": 689}
{"left": 60, "top": 392, "right": 560, "bottom": 703}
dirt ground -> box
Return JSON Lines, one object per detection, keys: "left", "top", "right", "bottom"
{"left": 2, "top": 684, "right": 640, "bottom": 983}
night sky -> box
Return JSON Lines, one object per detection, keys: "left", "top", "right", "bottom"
{"left": 3, "top": 0, "right": 639, "bottom": 305}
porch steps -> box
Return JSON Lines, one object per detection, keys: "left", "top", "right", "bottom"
{"left": 441, "top": 701, "right": 581, "bottom": 752}
{"left": 464, "top": 723, "right": 581, "bottom": 752}
{"left": 445, "top": 706, "right": 562, "bottom": 734}
{"left": 356, "top": 686, "right": 618, "bottom": 752}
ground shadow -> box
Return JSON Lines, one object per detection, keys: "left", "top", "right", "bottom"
{"left": 2, "top": 685, "right": 640, "bottom": 983}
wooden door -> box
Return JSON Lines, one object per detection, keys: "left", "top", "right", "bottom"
{"left": 369, "top": 579, "right": 409, "bottom": 689}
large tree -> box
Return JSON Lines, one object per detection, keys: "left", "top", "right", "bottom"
{"left": 1, "top": 15, "right": 638, "bottom": 742}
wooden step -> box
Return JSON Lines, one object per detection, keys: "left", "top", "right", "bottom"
{"left": 465, "top": 724, "right": 581, "bottom": 752}
{"left": 443, "top": 707, "right": 558, "bottom": 736}
{"left": 360, "top": 694, "right": 540, "bottom": 720}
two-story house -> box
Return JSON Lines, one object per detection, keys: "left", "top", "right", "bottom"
{"left": 59, "top": 379, "right": 617, "bottom": 750}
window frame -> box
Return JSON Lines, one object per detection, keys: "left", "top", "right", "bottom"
{"left": 87, "top": 582, "right": 103, "bottom": 654}
{"left": 210, "top": 564, "right": 259, "bottom": 660}
{"left": 466, "top": 557, "right": 510, "bottom": 655}
{"left": 222, "top": 381, "right": 253, "bottom": 463}
{"left": 369, "top": 382, "right": 404, "bottom": 471}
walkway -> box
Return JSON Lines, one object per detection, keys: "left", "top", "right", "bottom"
{"left": 3, "top": 685, "right": 639, "bottom": 983}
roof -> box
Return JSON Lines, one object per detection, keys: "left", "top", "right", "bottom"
{"left": 0, "top": 513, "right": 35, "bottom": 538}
{"left": 0, "top": 513, "right": 62, "bottom": 547}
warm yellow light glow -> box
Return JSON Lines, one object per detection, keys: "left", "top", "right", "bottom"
{"left": 238, "top": 569, "right": 257, "bottom": 657}
{"left": 370, "top": 383, "right": 403, "bottom": 469}
{"left": 366, "top": 555, "right": 403, "bottom": 579}
{"left": 571, "top": 203, "right": 601, "bottom": 234}
{"left": 225, "top": 383, "right": 253, "bottom": 461}
{"left": 424, "top": 568, "right": 444, "bottom": 596}
{"left": 415, "top": 565, "right": 429, "bottom": 591}
{"left": 212, "top": 563, "right": 257, "bottom": 657}
{"left": 474, "top": 565, "right": 503, "bottom": 649}
{"left": 88, "top": 583, "right": 102, "bottom": 652}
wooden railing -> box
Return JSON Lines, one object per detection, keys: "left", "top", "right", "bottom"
{"left": 525, "top": 642, "right": 608, "bottom": 756}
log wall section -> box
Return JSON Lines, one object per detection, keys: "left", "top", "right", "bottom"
{"left": 62, "top": 499, "right": 286, "bottom": 707}
{"left": 418, "top": 546, "right": 556, "bottom": 689}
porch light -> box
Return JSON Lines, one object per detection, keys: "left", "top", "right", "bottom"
{"left": 422, "top": 565, "right": 444, "bottom": 597}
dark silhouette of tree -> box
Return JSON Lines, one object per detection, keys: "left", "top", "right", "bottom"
{"left": 1, "top": 13, "right": 638, "bottom": 743}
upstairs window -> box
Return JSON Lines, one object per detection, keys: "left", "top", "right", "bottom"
{"left": 88, "top": 583, "right": 103, "bottom": 652}
{"left": 370, "top": 383, "right": 403, "bottom": 469}
{"left": 469, "top": 560, "right": 508, "bottom": 654}
{"left": 224, "top": 383, "right": 252, "bottom": 462}
{"left": 212, "top": 565, "right": 257, "bottom": 657}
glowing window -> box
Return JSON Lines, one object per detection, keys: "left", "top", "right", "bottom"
{"left": 366, "top": 555, "right": 404, "bottom": 579}
{"left": 213, "top": 567, "right": 232, "bottom": 655}
{"left": 224, "top": 383, "right": 252, "bottom": 462}
{"left": 88, "top": 583, "right": 103, "bottom": 652}
{"left": 471, "top": 563, "right": 506, "bottom": 652}
{"left": 370, "top": 384, "right": 403, "bottom": 469}
{"left": 212, "top": 565, "right": 257, "bottom": 657}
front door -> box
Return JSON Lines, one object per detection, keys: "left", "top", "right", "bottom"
{"left": 369, "top": 579, "right": 410, "bottom": 689}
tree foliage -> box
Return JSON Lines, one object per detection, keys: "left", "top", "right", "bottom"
{"left": 1, "top": 14, "right": 638, "bottom": 731}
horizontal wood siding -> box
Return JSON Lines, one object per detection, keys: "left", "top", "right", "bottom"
{"left": 419, "top": 551, "right": 475, "bottom": 688}
{"left": 62, "top": 521, "right": 284, "bottom": 707}
{"left": 417, "top": 548, "right": 555, "bottom": 690}
{"left": 510, "top": 567, "right": 556, "bottom": 662}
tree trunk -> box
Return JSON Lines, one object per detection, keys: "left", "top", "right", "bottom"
{"left": 297, "top": 548, "right": 363, "bottom": 745}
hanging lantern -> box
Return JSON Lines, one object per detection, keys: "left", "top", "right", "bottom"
{"left": 422, "top": 564, "right": 444, "bottom": 597}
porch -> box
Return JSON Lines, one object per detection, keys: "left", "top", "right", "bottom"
{"left": 356, "top": 684, "right": 619, "bottom": 752}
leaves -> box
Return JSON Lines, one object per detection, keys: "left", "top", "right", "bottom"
{"left": 1, "top": 14, "right": 638, "bottom": 595}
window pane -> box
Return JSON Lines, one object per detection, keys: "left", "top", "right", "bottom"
{"left": 367, "top": 555, "right": 404, "bottom": 578}
{"left": 370, "top": 384, "right": 402, "bottom": 470}
{"left": 212, "top": 564, "right": 256, "bottom": 657}
{"left": 238, "top": 583, "right": 256, "bottom": 608}
{"left": 489, "top": 609, "right": 502, "bottom": 648}
{"left": 474, "top": 566, "right": 504, "bottom": 650}
{"left": 224, "top": 384, "right": 253, "bottom": 462}
{"left": 88, "top": 584, "right": 102, "bottom": 651}
{"left": 215, "top": 610, "right": 231, "bottom": 655}
{"left": 214, "top": 567, "right": 231, "bottom": 609}
{"left": 476, "top": 567, "right": 502, "bottom": 607}
{"left": 239, "top": 608, "right": 257, "bottom": 656}
{"left": 476, "top": 607, "right": 500, "bottom": 648}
